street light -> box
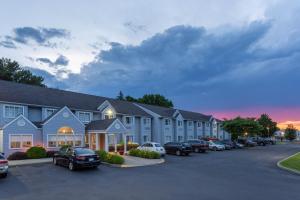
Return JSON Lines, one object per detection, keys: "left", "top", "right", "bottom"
{"left": 267, "top": 127, "right": 270, "bottom": 138}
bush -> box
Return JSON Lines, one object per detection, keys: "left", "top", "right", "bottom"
{"left": 108, "top": 143, "right": 139, "bottom": 152}
{"left": 129, "top": 149, "right": 160, "bottom": 159}
{"left": 46, "top": 151, "right": 58, "bottom": 158}
{"left": 95, "top": 150, "right": 125, "bottom": 165}
{"left": 7, "top": 152, "right": 28, "bottom": 160}
{"left": 26, "top": 146, "right": 47, "bottom": 159}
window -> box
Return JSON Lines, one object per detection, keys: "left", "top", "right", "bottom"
{"left": 177, "top": 135, "right": 184, "bottom": 142}
{"left": 126, "top": 135, "right": 134, "bottom": 143}
{"left": 165, "top": 119, "right": 171, "bottom": 125}
{"left": 197, "top": 122, "right": 202, "bottom": 127}
{"left": 177, "top": 120, "right": 183, "bottom": 127}
{"left": 143, "top": 135, "right": 149, "bottom": 142}
{"left": 45, "top": 108, "right": 57, "bottom": 118}
{"left": 197, "top": 135, "right": 202, "bottom": 140}
{"left": 188, "top": 121, "right": 193, "bottom": 126}
{"left": 10, "top": 134, "right": 32, "bottom": 149}
{"left": 78, "top": 112, "right": 91, "bottom": 123}
{"left": 188, "top": 135, "right": 194, "bottom": 140}
{"left": 165, "top": 136, "right": 172, "bottom": 143}
{"left": 4, "top": 105, "right": 24, "bottom": 118}
{"left": 125, "top": 116, "right": 132, "bottom": 125}
{"left": 104, "top": 109, "right": 114, "bottom": 119}
{"left": 143, "top": 118, "right": 150, "bottom": 125}
{"left": 47, "top": 135, "right": 83, "bottom": 148}
{"left": 206, "top": 122, "right": 210, "bottom": 127}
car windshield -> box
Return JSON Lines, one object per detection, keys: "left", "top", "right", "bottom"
{"left": 182, "top": 142, "right": 190, "bottom": 146}
{"left": 214, "top": 141, "right": 222, "bottom": 145}
{"left": 75, "top": 148, "right": 95, "bottom": 155}
{"left": 154, "top": 144, "right": 161, "bottom": 147}
{"left": 0, "top": 154, "right": 4, "bottom": 159}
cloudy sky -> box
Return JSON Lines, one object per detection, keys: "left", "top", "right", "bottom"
{"left": 1, "top": 0, "right": 300, "bottom": 126}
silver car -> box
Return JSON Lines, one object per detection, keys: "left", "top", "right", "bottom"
{"left": 0, "top": 153, "right": 8, "bottom": 178}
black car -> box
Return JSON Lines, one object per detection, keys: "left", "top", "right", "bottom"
{"left": 53, "top": 147, "right": 101, "bottom": 171}
{"left": 232, "top": 141, "right": 244, "bottom": 149}
{"left": 220, "top": 140, "right": 234, "bottom": 150}
{"left": 186, "top": 139, "right": 209, "bottom": 153}
{"left": 250, "top": 137, "right": 266, "bottom": 146}
{"left": 164, "top": 142, "right": 192, "bottom": 156}
{"left": 0, "top": 153, "right": 8, "bottom": 178}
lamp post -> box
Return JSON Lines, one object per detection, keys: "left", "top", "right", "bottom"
{"left": 267, "top": 127, "right": 270, "bottom": 138}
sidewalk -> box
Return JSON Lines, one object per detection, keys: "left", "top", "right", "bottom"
{"left": 9, "top": 158, "right": 52, "bottom": 167}
{"left": 8, "top": 156, "right": 165, "bottom": 168}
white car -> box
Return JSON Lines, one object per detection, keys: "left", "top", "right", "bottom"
{"left": 208, "top": 141, "right": 225, "bottom": 151}
{"left": 137, "top": 142, "right": 166, "bottom": 156}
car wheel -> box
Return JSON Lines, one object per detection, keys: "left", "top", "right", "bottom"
{"left": 53, "top": 157, "right": 57, "bottom": 165}
{"left": 176, "top": 150, "right": 181, "bottom": 156}
{"left": 194, "top": 148, "right": 199, "bottom": 153}
{"left": 213, "top": 147, "right": 217, "bottom": 151}
{"left": 68, "top": 162, "right": 75, "bottom": 171}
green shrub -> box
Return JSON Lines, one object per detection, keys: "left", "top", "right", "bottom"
{"left": 129, "top": 149, "right": 160, "bottom": 159}
{"left": 7, "top": 152, "right": 28, "bottom": 160}
{"left": 95, "top": 150, "right": 124, "bottom": 165}
{"left": 26, "top": 146, "right": 47, "bottom": 159}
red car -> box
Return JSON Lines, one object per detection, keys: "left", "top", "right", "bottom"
{"left": 0, "top": 154, "right": 8, "bottom": 178}
{"left": 186, "top": 139, "right": 209, "bottom": 153}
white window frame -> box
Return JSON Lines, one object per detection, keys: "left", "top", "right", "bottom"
{"left": 188, "top": 121, "right": 193, "bottom": 126}
{"left": 143, "top": 135, "right": 149, "bottom": 143}
{"left": 197, "top": 122, "right": 202, "bottom": 127}
{"left": 45, "top": 108, "right": 57, "bottom": 118}
{"left": 165, "top": 119, "right": 171, "bottom": 126}
{"left": 126, "top": 135, "right": 135, "bottom": 143}
{"left": 206, "top": 122, "right": 210, "bottom": 127}
{"left": 177, "top": 120, "right": 183, "bottom": 127}
{"left": 78, "top": 111, "right": 92, "bottom": 123}
{"left": 125, "top": 116, "right": 133, "bottom": 125}
{"left": 165, "top": 135, "right": 172, "bottom": 143}
{"left": 4, "top": 105, "right": 24, "bottom": 119}
{"left": 47, "top": 134, "right": 84, "bottom": 148}
{"left": 177, "top": 135, "right": 184, "bottom": 142}
{"left": 143, "top": 118, "right": 150, "bottom": 125}
{"left": 9, "top": 134, "right": 33, "bottom": 149}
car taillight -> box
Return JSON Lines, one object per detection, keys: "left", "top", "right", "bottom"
{"left": 76, "top": 156, "right": 86, "bottom": 160}
{"left": 0, "top": 160, "right": 8, "bottom": 164}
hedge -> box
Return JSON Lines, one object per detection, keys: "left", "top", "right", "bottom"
{"left": 7, "top": 152, "right": 28, "bottom": 160}
{"left": 95, "top": 150, "right": 124, "bottom": 165}
{"left": 108, "top": 143, "right": 139, "bottom": 152}
{"left": 129, "top": 149, "right": 160, "bottom": 159}
{"left": 26, "top": 146, "right": 47, "bottom": 159}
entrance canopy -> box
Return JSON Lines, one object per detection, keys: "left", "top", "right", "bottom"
{"left": 86, "top": 118, "right": 127, "bottom": 134}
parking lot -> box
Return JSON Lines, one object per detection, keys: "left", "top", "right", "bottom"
{"left": 1, "top": 144, "right": 299, "bottom": 200}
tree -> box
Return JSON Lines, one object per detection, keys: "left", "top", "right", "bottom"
{"left": 222, "top": 117, "right": 263, "bottom": 140}
{"left": 257, "top": 114, "right": 278, "bottom": 137}
{"left": 285, "top": 124, "right": 297, "bottom": 141}
{"left": 116, "top": 91, "right": 124, "bottom": 100}
{"left": 138, "top": 94, "right": 173, "bottom": 108}
{"left": 0, "top": 58, "right": 45, "bottom": 87}
{"left": 125, "top": 96, "right": 138, "bottom": 102}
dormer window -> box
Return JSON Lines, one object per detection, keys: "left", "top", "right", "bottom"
{"left": 104, "top": 109, "right": 114, "bottom": 119}
{"left": 45, "top": 108, "right": 57, "bottom": 118}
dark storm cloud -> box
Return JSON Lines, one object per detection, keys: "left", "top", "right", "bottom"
{"left": 36, "top": 55, "right": 69, "bottom": 67}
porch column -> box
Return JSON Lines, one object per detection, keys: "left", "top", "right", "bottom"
{"left": 88, "top": 133, "right": 91, "bottom": 148}
{"left": 96, "top": 133, "right": 99, "bottom": 150}
{"left": 104, "top": 134, "right": 109, "bottom": 152}
{"left": 123, "top": 133, "right": 127, "bottom": 154}
{"left": 114, "top": 134, "right": 117, "bottom": 153}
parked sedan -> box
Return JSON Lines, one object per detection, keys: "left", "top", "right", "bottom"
{"left": 164, "top": 142, "right": 192, "bottom": 156}
{"left": 208, "top": 141, "right": 225, "bottom": 151}
{"left": 237, "top": 138, "right": 257, "bottom": 147}
{"left": 220, "top": 140, "right": 234, "bottom": 150}
{"left": 232, "top": 141, "right": 244, "bottom": 149}
{"left": 53, "top": 147, "right": 101, "bottom": 171}
{"left": 138, "top": 142, "right": 166, "bottom": 156}
{"left": 187, "top": 139, "right": 209, "bottom": 153}
{"left": 0, "top": 153, "right": 8, "bottom": 178}
{"left": 249, "top": 137, "right": 267, "bottom": 146}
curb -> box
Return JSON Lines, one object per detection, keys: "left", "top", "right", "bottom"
{"left": 277, "top": 152, "right": 300, "bottom": 175}
{"left": 9, "top": 158, "right": 52, "bottom": 167}
{"left": 102, "top": 158, "right": 165, "bottom": 168}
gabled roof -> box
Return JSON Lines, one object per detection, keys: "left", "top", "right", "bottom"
{"left": 86, "top": 118, "right": 116, "bottom": 131}
{"left": 178, "top": 110, "right": 212, "bottom": 121}
{"left": 136, "top": 103, "right": 176, "bottom": 118}
{"left": 0, "top": 80, "right": 150, "bottom": 117}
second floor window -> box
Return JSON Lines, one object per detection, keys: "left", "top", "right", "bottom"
{"left": 177, "top": 120, "right": 183, "bottom": 127}
{"left": 197, "top": 122, "right": 202, "bottom": 127}
{"left": 4, "top": 105, "right": 24, "bottom": 118}
{"left": 188, "top": 121, "right": 193, "bottom": 126}
{"left": 206, "top": 122, "right": 210, "bottom": 127}
{"left": 78, "top": 112, "right": 91, "bottom": 123}
{"left": 143, "top": 118, "right": 150, "bottom": 125}
{"left": 125, "top": 116, "right": 132, "bottom": 125}
{"left": 165, "top": 119, "right": 171, "bottom": 125}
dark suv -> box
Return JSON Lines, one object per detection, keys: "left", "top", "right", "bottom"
{"left": 186, "top": 139, "right": 209, "bottom": 153}
{"left": 53, "top": 147, "right": 101, "bottom": 171}
{"left": 164, "top": 142, "right": 192, "bottom": 156}
{"left": 250, "top": 137, "right": 267, "bottom": 146}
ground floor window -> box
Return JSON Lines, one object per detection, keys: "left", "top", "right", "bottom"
{"left": 188, "top": 135, "right": 194, "bottom": 140}
{"left": 126, "top": 135, "right": 134, "bottom": 143}
{"left": 143, "top": 135, "right": 149, "bottom": 143}
{"left": 10, "top": 134, "right": 33, "bottom": 149}
{"left": 165, "top": 135, "right": 172, "bottom": 143}
{"left": 177, "top": 135, "right": 184, "bottom": 142}
{"left": 197, "top": 135, "right": 202, "bottom": 140}
{"left": 47, "top": 134, "right": 83, "bottom": 148}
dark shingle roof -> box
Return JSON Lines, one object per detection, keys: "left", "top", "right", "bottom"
{"left": 178, "top": 110, "right": 212, "bottom": 121}
{"left": 86, "top": 119, "right": 116, "bottom": 131}
{"left": 0, "top": 80, "right": 150, "bottom": 117}
{"left": 136, "top": 103, "right": 176, "bottom": 118}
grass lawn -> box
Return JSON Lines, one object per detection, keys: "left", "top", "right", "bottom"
{"left": 280, "top": 152, "right": 300, "bottom": 172}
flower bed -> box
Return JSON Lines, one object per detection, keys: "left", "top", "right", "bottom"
{"left": 95, "top": 150, "right": 125, "bottom": 165}
{"left": 128, "top": 149, "right": 160, "bottom": 159}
